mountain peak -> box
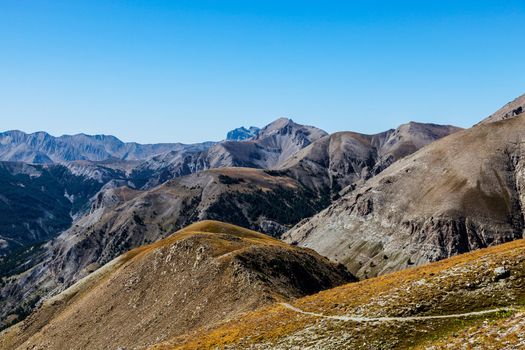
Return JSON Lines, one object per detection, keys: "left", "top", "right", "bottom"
{"left": 226, "top": 126, "right": 260, "bottom": 141}
{"left": 256, "top": 118, "right": 326, "bottom": 140}
{"left": 262, "top": 117, "right": 295, "bottom": 130}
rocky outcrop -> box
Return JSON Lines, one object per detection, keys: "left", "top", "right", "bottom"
{"left": 226, "top": 126, "right": 260, "bottom": 141}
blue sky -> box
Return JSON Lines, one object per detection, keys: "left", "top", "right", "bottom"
{"left": 0, "top": 1, "right": 524, "bottom": 143}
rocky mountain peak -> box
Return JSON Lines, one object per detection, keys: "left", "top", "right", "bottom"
{"left": 226, "top": 126, "right": 260, "bottom": 141}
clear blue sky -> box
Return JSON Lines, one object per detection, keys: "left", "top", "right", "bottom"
{"left": 1, "top": 1, "right": 524, "bottom": 143}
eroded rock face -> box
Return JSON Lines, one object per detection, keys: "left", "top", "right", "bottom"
{"left": 284, "top": 115, "right": 525, "bottom": 279}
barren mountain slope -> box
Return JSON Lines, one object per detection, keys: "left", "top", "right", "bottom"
{"left": 151, "top": 238, "right": 525, "bottom": 350}
{"left": 279, "top": 122, "right": 461, "bottom": 192}
{"left": 284, "top": 115, "right": 525, "bottom": 279}
{"left": 479, "top": 92, "right": 525, "bottom": 124}
{"left": 0, "top": 221, "right": 353, "bottom": 350}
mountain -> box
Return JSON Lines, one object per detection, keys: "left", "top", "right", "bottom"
{"left": 479, "top": 92, "right": 525, "bottom": 124}
{"left": 226, "top": 126, "right": 260, "bottom": 141}
{"left": 278, "top": 122, "right": 461, "bottom": 193}
{"left": 151, "top": 237, "right": 525, "bottom": 349}
{"left": 0, "top": 221, "right": 354, "bottom": 349}
{"left": 0, "top": 119, "right": 459, "bottom": 326}
{"left": 253, "top": 118, "right": 328, "bottom": 167}
{"left": 0, "top": 168, "right": 334, "bottom": 328}
{"left": 0, "top": 130, "right": 213, "bottom": 163}
{"left": 284, "top": 113, "right": 525, "bottom": 279}
{"left": 131, "top": 118, "right": 328, "bottom": 188}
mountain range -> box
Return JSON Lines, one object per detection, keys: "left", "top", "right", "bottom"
{"left": 1, "top": 92, "right": 525, "bottom": 348}
{"left": 0, "top": 117, "right": 459, "bottom": 330}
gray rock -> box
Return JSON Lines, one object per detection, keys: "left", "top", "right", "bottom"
{"left": 493, "top": 266, "right": 510, "bottom": 281}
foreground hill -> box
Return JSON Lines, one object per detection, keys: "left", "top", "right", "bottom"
{"left": 284, "top": 114, "right": 525, "bottom": 279}
{"left": 0, "top": 221, "right": 353, "bottom": 350}
{"left": 150, "top": 238, "right": 525, "bottom": 350}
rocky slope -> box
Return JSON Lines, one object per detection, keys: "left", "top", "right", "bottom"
{"left": 284, "top": 114, "right": 525, "bottom": 279}
{"left": 479, "top": 92, "right": 525, "bottom": 124}
{"left": 0, "top": 130, "right": 213, "bottom": 163}
{"left": 0, "top": 162, "right": 123, "bottom": 255}
{"left": 150, "top": 238, "right": 525, "bottom": 350}
{"left": 0, "top": 221, "right": 354, "bottom": 350}
{"left": 279, "top": 122, "right": 461, "bottom": 193}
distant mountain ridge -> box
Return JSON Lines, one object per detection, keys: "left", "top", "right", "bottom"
{"left": 131, "top": 118, "right": 328, "bottom": 188}
{"left": 0, "top": 130, "right": 213, "bottom": 163}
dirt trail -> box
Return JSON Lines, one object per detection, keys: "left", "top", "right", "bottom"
{"left": 280, "top": 303, "right": 514, "bottom": 322}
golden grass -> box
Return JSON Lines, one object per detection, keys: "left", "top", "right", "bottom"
{"left": 151, "top": 238, "right": 525, "bottom": 350}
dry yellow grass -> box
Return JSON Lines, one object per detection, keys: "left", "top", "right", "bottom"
{"left": 1, "top": 220, "right": 352, "bottom": 350}
{"left": 151, "top": 239, "right": 525, "bottom": 349}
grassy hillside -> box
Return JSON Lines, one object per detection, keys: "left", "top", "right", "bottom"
{"left": 0, "top": 221, "right": 353, "bottom": 350}
{"left": 151, "top": 238, "right": 525, "bottom": 349}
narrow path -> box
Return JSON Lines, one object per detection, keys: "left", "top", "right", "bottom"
{"left": 280, "top": 302, "right": 514, "bottom": 323}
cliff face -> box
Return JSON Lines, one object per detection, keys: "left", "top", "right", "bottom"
{"left": 284, "top": 115, "right": 525, "bottom": 279}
